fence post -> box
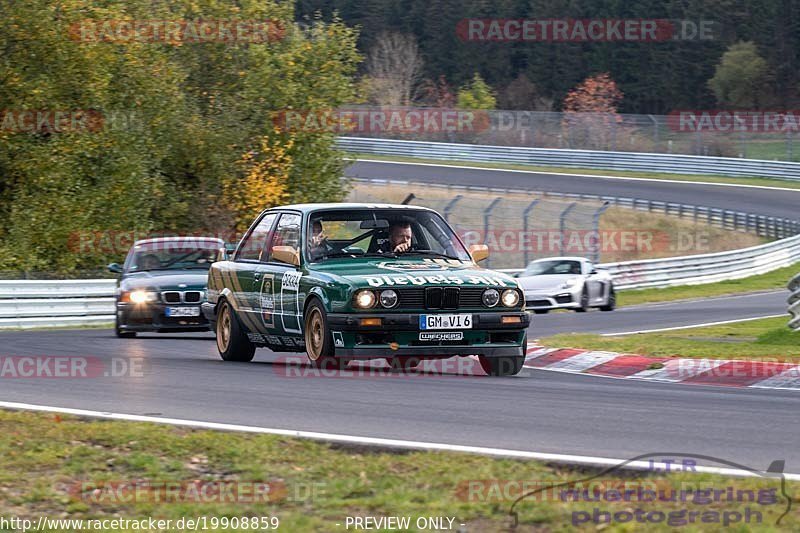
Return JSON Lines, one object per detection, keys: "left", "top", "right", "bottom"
{"left": 522, "top": 199, "right": 539, "bottom": 266}
{"left": 591, "top": 202, "right": 611, "bottom": 263}
{"left": 443, "top": 195, "right": 462, "bottom": 223}
{"left": 559, "top": 202, "right": 578, "bottom": 256}
{"left": 483, "top": 198, "right": 503, "bottom": 268}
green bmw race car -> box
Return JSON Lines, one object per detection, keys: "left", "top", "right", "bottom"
{"left": 203, "top": 203, "right": 530, "bottom": 376}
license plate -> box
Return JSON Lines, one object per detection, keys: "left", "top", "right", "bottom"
{"left": 166, "top": 306, "right": 200, "bottom": 317}
{"left": 419, "top": 314, "right": 472, "bottom": 330}
{"left": 419, "top": 331, "right": 464, "bottom": 341}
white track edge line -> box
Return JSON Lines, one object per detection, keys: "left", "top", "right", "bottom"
{"left": 1, "top": 400, "right": 797, "bottom": 479}
{"left": 349, "top": 158, "right": 800, "bottom": 193}
{"left": 600, "top": 314, "right": 786, "bottom": 336}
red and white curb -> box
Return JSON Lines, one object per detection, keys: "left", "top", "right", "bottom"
{"left": 524, "top": 344, "right": 800, "bottom": 391}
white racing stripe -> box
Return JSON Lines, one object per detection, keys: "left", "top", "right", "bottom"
{"left": 600, "top": 314, "right": 786, "bottom": 336}
{"left": 1, "top": 400, "right": 797, "bottom": 479}
{"left": 350, "top": 158, "right": 800, "bottom": 193}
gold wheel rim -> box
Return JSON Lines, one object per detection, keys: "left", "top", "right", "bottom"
{"left": 305, "top": 308, "right": 324, "bottom": 361}
{"left": 217, "top": 304, "right": 231, "bottom": 353}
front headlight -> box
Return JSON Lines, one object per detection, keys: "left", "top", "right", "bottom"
{"left": 482, "top": 288, "right": 500, "bottom": 307}
{"left": 379, "top": 289, "right": 398, "bottom": 308}
{"left": 560, "top": 278, "right": 579, "bottom": 289}
{"left": 354, "top": 289, "right": 377, "bottom": 309}
{"left": 501, "top": 289, "right": 520, "bottom": 308}
{"left": 128, "top": 290, "right": 158, "bottom": 304}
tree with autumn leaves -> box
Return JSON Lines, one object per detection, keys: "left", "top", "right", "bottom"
{"left": 561, "top": 73, "right": 623, "bottom": 150}
{"left": 0, "top": 1, "right": 360, "bottom": 272}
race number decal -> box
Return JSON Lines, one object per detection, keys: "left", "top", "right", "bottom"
{"left": 280, "top": 271, "right": 302, "bottom": 334}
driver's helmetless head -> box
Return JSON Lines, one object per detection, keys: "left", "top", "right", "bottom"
{"left": 389, "top": 222, "right": 412, "bottom": 250}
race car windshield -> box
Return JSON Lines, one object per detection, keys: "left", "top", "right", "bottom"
{"left": 524, "top": 260, "right": 583, "bottom": 276}
{"left": 127, "top": 242, "right": 222, "bottom": 272}
{"left": 306, "top": 209, "right": 472, "bottom": 262}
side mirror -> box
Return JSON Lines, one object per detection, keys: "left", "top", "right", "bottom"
{"left": 107, "top": 263, "right": 123, "bottom": 274}
{"left": 272, "top": 245, "right": 300, "bottom": 266}
{"left": 469, "top": 244, "right": 489, "bottom": 263}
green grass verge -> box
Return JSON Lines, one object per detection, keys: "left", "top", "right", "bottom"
{"left": 348, "top": 153, "right": 800, "bottom": 190}
{"left": 618, "top": 265, "right": 798, "bottom": 307}
{"left": 1, "top": 410, "right": 796, "bottom": 531}
{"left": 541, "top": 317, "right": 800, "bottom": 361}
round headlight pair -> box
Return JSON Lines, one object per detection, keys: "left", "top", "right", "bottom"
{"left": 354, "top": 289, "right": 398, "bottom": 309}
{"left": 482, "top": 288, "right": 520, "bottom": 308}
{"left": 129, "top": 290, "right": 158, "bottom": 304}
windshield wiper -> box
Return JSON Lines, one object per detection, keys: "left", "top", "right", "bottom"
{"left": 362, "top": 252, "right": 397, "bottom": 258}
{"left": 319, "top": 252, "right": 359, "bottom": 261}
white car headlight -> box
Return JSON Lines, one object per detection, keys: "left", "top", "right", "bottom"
{"left": 129, "top": 290, "right": 158, "bottom": 304}
{"left": 560, "top": 278, "right": 579, "bottom": 289}
{"left": 501, "top": 289, "right": 520, "bottom": 308}
{"left": 354, "top": 289, "right": 377, "bottom": 309}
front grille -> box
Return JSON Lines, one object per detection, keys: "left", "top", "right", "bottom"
{"left": 555, "top": 295, "right": 572, "bottom": 304}
{"left": 162, "top": 291, "right": 181, "bottom": 304}
{"left": 161, "top": 291, "right": 203, "bottom": 304}
{"left": 391, "top": 287, "right": 486, "bottom": 309}
{"left": 184, "top": 291, "right": 202, "bottom": 303}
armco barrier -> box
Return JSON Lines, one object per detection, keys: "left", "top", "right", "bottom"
{"left": 500, "top": 234, "right": 800, "bottom": 290}
{"left": 0, "top": 279, "right": 116, "bottom": 329}
{"left": 338, "top": 137, "right": 800, "bottom": 180}
{"left": 790, "top": 273, "right": 800, "bottom": 331}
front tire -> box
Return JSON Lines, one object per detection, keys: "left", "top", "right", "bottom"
{"left": 533, "top": 309, "right": 549, "bottom": 315}
{"left": 575, "top": 288, "right": 590, "bottom": 312}
{"left": 115, "top": 315, "right": 136, "bottom": 338}
{"left": 599, "top": 286, "right": 616, "bottom": 312}
{"left": 304, "top": 300, "right": 346, "bottom": 370}
{"left": 479, "top": 355, "right": 525, "bottom": 377}
{"left": 216, "top": 300, "right": 255, "bottom": 362}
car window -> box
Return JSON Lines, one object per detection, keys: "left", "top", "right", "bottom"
{"left": 237, "top": 213, "right": 277, "bottom": 261}
{"left": 266, "top": 213, "right": 301, "bottom": 264}
{"left": 305, "top": 209, "right": 471, "bottom": 262}
{"left": 525, "top": 260, "right": 582, "bottom": 276}
{"left": 126, "top": 241, "right": 223, "bottom": 272}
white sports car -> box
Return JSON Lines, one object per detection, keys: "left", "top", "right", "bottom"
{"left": 515, "top": 257, "right": 616, "bottom": 314}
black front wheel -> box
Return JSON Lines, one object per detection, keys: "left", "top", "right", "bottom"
{"left": 574, "top": 289, "right": 590, "bottom": 312}
{"left": 479, "top": 355, "right": 525, "bottom": 376}
{"left": 599, "top": 286, "right": 616, "bottom": 312}
{"left": 216, "top": 300, "right": 255, "bottom": 362}
{"left": 115, "top": 315, "right": 136, "bottom": 338}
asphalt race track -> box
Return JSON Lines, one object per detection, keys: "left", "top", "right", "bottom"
{"left": 346, "top": 160, "right": 800, "bottom": 220}
{"left": 532, "top": 290, "right": 787, "bottom": 336}
{"left": 2, "top": 161, "right": 799, "bottom": 474}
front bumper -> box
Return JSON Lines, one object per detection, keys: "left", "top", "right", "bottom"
{"left": 117, "top": 302, "right": 210, "bottom": 332}
{"left": 524, "top": 290, "right": 579, "bottom": 310}
{"left": 327, "top": 311, "right": 529, "bottom": 358}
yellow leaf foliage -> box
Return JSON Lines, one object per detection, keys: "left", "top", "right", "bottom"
{"left": 223, "top": 129, "right": 291, "bottom": 231}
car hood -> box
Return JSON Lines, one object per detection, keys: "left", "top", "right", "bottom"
{"left": 308, "top": 258, "right": 518, "bottom": 289}
{"left": 517, "top": 274, "right": 578, "bottom": 291}
{"left": 119, "top": 270, "right": 209, "bottom": 292}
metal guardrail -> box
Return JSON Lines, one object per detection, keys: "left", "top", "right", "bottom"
{"left": 0, "top": 279, "right": 116, "bottom": 329}
{"left": 789, "top": 273, "right": 800, "bottom": 331}
{"left": 350, "top": 177, "right": 800, "bottom": 241}
{"left": 500, "top": 234, "right": 800, "bottom": 290}
{"left": 338, "top": 137, "right": 800, "bottom": 180}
